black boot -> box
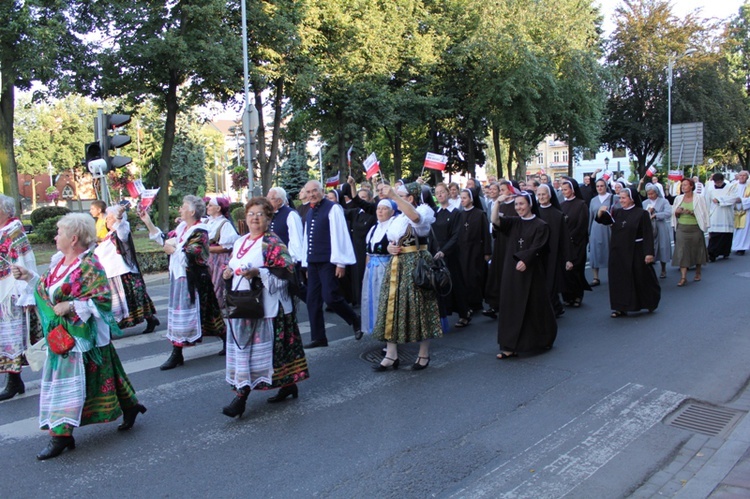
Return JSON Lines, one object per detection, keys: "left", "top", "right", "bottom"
{"left": 36, "top": 435, "right": 75, "bottom": 460}
{"left": 0, "top": 372, "right": 25, "bottom": 401}
{"left": 217, "top": 335, "right": 226, "bottom": 356}
{"left": 222, "top": 387, "right": 250, "bottom": 418}
{"left": 159, "top": 346, "right": 184, "bottom": 371}
{"left": 118, "top": 403, "right": 147, "bottom": 431}
{"left": 142, "top": 317, "right": 160, "bottom": 334}
{"left": 267, "top": 384, "right": 298, "bottom": 403}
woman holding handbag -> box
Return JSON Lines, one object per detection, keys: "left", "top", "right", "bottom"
{"left": 220, "top": 197, "right": 308, "bottom": 418}
{"left": 13, "top": 213, "right": 145, "bottom": 460}
{"left": 0, "top": 195, "right": 37, "bottom": 401}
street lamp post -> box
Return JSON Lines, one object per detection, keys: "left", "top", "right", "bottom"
{"left": 667, "top": 48, "right": 697, "bottom": 170}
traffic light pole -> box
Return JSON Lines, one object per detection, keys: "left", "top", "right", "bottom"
{"left": 96, "top": 109, "right": 110, "bottom": 205}
{"left": 241, "top": 0, "right": 254, "bottom": 198}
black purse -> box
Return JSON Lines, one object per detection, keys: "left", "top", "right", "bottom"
{"left": 413, "top": 254, "right": 434, "bottom": 291}
{"left": 225, "top": 276, "right": 265, "bottom": 319}
{"left": 430, "top": 257, "right": 452, "bottom": 296}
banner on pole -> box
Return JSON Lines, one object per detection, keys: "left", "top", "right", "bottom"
{"left": 325, "top": 171, "right": 340, "bottom": 188}
{"left": 668, "top": 170, "right": 684, "bottom": 181}
{"left": 645, "top": 166, "right": 658, "bottom": 178}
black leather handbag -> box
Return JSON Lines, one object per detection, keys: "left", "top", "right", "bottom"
{"left": 225, "top": 276, "right": 265, "bottom": 319}
{"left": 413, "top": 254, "right": 434, "bottom": 290}
{"left": 430, "top": 257, "right": 453, "bottom": 296}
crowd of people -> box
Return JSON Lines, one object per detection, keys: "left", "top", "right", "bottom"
{"left": 0, "top": 167, "right": 749, "bottom": 461}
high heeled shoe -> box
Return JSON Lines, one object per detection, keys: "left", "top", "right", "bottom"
{"left": 36, "top": 435, "right": 75, "bottom": 460}
{"left": 222, "top": 387, "right": 250, "bottom": 418}
{"left": 118, "top": 404, "right": 147, "bottom": 431}
{"left": 412, "top": 356, "right": 431, "bottom": 371}
{"left": 267, "top": 384, "right": 298, "bottom": 403}
{"left": 372, "top": 357, "right": 399, "bottom": 371}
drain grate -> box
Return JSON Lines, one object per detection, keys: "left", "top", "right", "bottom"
{"left": 361, "top": 346, "right": 418, "bottom": 365}
{"left": 665, "top": 402, "right": 745, "bottom": 438}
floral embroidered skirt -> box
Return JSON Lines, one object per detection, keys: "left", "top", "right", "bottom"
{"left": 42, "top": 343, "right": 139, "bottom": 435}
{"left": 117, "top": 272, "right": 157, "bottom": 329}
{"left": 226, "top": 308, "right": 308, "bottom": 390}
{"left": 372, "top": 249, "right": 442, "bottom": 344}
{"left": 0, "top": 297, "right": 26, "bottom": 374}
{"left": 208, "top": 252, "right": 231, "bottom": 309}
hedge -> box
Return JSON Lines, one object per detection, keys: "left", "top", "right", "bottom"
{"left": 30, "top": 206, "right": 70, "bottom": 227}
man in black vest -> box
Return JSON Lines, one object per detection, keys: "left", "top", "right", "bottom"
{"left": 301, "top": 180, "right": 362, "bottom": 348}
{"left": 268, "top": 186, "right": 306, "bottom": 302}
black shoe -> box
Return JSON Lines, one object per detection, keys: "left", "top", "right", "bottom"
{"left": 142, "top": 317, "right": 160, "bottom": 334}
{"left": 372, "top": 357, "right": 399, "bottom": 371}
{"left": 709, "top": 255, "right": 717, "bottom": 262}
{"left": 304, "top": 339, "right": 328, "bottom": 349}
{"left": 353, "top": 315, "right": 363, "bottom": 340}
{"left": 159, "top": 346, "right": 184, "bottom": 370}
{"left": 412, "top": 356, "right": 430, "bottom": 371}
{"left": 0, "top": 372, "right": 25, "bottom": 401}
{"left": 481, "top": 308, "right": 498, "bottom": 319}
{"left": 267, "top": 384, "right": 298, "bottom": 403}
{"left": 222, "top": 388, "right": 250, "bottom": 418}
{"left": 218, "top": 336, "right": 227, "bottom": 356}
{"left": 118, "top": 404, "right": 147, "bottom": 431}
{"left": 738, "top": 250, "right": 746, "bottom": 255}
{"left": 36, "top": 436, "right": 75, "bottom": 460}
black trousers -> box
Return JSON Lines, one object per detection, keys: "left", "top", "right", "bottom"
{"left": 306, "top": 261, "right": 358, "bottom": 342}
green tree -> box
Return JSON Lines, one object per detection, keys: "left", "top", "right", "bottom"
{"left": 278, "top": 141, "right": 311, "bottom": 201}
{"left": 602, "top": 0, "right": 706, "bottom": 176}
{"left": 169, "top": 130, "right": 207, "bottom": 204}
{"left": 0, "top": 1, "right": 87, "bottom": 212}
{"left": 722, "top": 2, "right": 750, "bottom": 168}
{"left": 78, "top": 0, "right": 243, "bottom": 229}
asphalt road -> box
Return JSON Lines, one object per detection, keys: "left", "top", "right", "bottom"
{"left": 1, "top": 255, "right": 749, "bottom": 498}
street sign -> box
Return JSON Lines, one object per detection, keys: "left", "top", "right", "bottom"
{"left": 670, "top": 122, "right": 703, "bottom": 167}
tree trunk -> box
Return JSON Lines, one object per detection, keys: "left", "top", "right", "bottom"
{"left": 393, "top": 122, "right": 403, "bottom": 181}
{"left": 492, "top": 124, "right": 503, "bottom": 179}
{"left": 506, "top": 139, "right": 515, "bottom": 180}
{"left": 429, "top": 122, "right": 442, "bottom": 184}
{"left": 466, "top": 130, "right": 476, "bottom": 179}
{"left": 0, "top": 62, "right": 20, "bottom": 214}
{"left": 157, "top": 72, "right": 180, "bottom": 230}
{"left": 567, "top": 140, "right": 574, "bottom": 177}
{"left": 254, "top": 86, "right": 266, "bottom": 195}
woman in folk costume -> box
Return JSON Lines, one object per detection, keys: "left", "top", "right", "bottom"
{"left": 204, "top": 196, "right": 239, "bottom": 355}
{"left": 139, "top": 195, "right": 226, "bottom": 370}
{"left": 642, "top": 183, "right": 672, "bottom": 278}
{"left": 220, "top": 197, "right": 308, "bottom": 418}
{"left": 94, "top": 206, "right": 159, "bottom": 334}
{"left": 0, "top": 195, "right": 37, "bottom": 401}
{"left": 559, "top": 177, "right": 592, "bottom": 308}
{"left": 13, "top": 214, "right": 145, "bottom": 460}
{"left": 595, "top": 187, "right": 661, "bottom": 317}
{"left": 372, "top": 182, "right": 442, "bottom": 371}
{"left": 494, "top": 191, "right": 557, "bottom": 359}
{"left": 361, "top": 199, "right": 395, "bottom": 335}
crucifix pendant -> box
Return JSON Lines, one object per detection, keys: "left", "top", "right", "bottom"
{"left": 518, "top": 238, "right": 524, "bottom": 249}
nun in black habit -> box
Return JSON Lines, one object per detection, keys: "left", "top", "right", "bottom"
{"left": 495, "top": 191, "right": 557, "bottom": 358}
{"left": 595, "top": 187, "right": 661, "bottom": 317}
{"left": 536, "top": 184, "right": 573, "bottom": 317}
{"left": 559, "top": 177, "right": 592, "bottom": 308}
{"left": 484, "top": 180, "right": 520, "bottom": 317}
{"left": 455, "top": 187, "right": 491, "bottom": 313}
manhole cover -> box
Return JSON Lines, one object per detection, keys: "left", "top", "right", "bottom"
{"left": 361, "top": 346, "right": 418, "bottom": 365}
{"left": 665, "top": 401, "right": 745, "bottom": 438}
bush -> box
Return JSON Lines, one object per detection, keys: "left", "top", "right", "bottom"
{"left": 135, "top": 250, "right": 168, "bottom": 274}
{"left": 150, "top": 207, "right": 181, "bottom": 231}
{"left": 30, "top": 206, "right": 70, "bottom": 227}
{"left": 34, "top": 215, "right": 66, "bottom": 241}
{"left": 231, "top": 206, "right": 246, "bottom": 225}
{"left": 228, "top": 202, "right": 244, "bottom": 219}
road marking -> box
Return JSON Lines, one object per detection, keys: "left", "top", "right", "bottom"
{"left": 452, "top": 383, "right": 685, "bottom": 498}
{"left": 0, "top": 344, "right": 476, "bottom": 443}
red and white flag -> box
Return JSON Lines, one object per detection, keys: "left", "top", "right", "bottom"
{"left": 601, "top": 170, "right": 612, "bottom": 181}
{"left": 645, "top": 166, "right": 658, "bottom": 177}
{"left": 347, "top": 145, "right": 353, "bottom": 167}
{"left": 668, "top": 170, "right": 684, "bottom": 181}
{"left": 424, "top": 152, "right": 448, "bottom": 171}
{"left": 139, "top": 188, "right": 159, "bottom": 211}
{"left": 325, "top": 171, "right": 340, "bottom": 188}
{"left": 126, "top": 179, "right": 145, "bottom": 198}
{"left": 363, "top": 152, "right": 380, "bottom": 179}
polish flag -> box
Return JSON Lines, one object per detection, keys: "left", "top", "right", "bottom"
{"left": 601, "top": 170, "right": 612, "bottom": 181}
{"left": 363, "top": 152, "right": 380, "bottom": 179}
{"left": 668, "top": 170, "right": 684, "bottom": 181}
{"left": 325, "top": 171, "right": 340, "bottom": 188}
{"left": 645, "top": 166, "right": 658, "bottom": 177}
{"left": 139, "top": 188, "right": 159, "bottom": 211}
{"left": 424, "top": 152, "right": 448, "bottom": 171}
{"left": 126, "top": 179, "right": 145, "bottom": 198}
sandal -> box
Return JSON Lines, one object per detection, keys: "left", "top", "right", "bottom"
{"left": 590, "top": 278, "right": 600, "bottom": 287}
{"left": 496, "top": 351, "right": 518, "bottom": 360}
{"left": 454, "top": 318, "right": 471, "bottom": 328}
{"left": 660, "top": 271, "right": 667, "bottom": 279}
{"left": 610, "top": 310, "right": 627, "bottom": 318}
{"left": 677, "top": 278, "right": 687, "bottom": 287}
{"left": 694, "top": 274, "right": 702, "bottom": 282}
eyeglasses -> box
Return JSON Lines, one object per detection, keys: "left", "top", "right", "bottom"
{"left": 246, "top": 212, "right": 266, "bottom": 218}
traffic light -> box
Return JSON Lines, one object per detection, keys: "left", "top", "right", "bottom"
{"left": 101, "top": 113, "right": 132, "bottom": 170}
{"left": 84, "top": 141, "right": 107, "bottom": 176}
